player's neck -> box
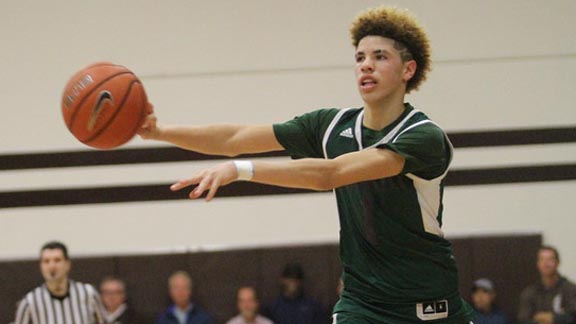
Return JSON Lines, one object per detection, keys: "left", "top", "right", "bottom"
{"left": 363, "top": 93, "right": 406, "bottom": 130}
{"left": 46, "top": 277, "right": 69, "bottom": 297}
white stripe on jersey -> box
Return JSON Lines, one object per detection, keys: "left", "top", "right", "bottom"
{"left": 34, "top": 288, "right": 46, "bottom": 324}
{"left": 27, "top": 293, "right": 39, "bottom": 324}
{"left": 15, "top": 300, "right": 30, "bottom": 324}
{"left": 392, "top": 119, "right": 432, "bottom": 142}
{"left": 53, "top": 298, "right": 64, "bottom": 324}
{"left": 321, "top": 108, "right": 423, "bottom": 157}
{"left": 13, "top": 281, "right": 105, "bottom": 324}
{"left": 62, "top": 298, "right": 73, "bottom": 324}
{"left": 41, "top": 288, "right": 54, "bottom": 324}
{"left": 406, "top": 173, "right": 445, "bottom": 237}
{"left": 85, "top": 283, "right": 106, "bottom": 323}
{"left": 399, "top": 120, "right": 454, "bottom": 237}
{"left": 76, "top": 282, "right": 90, "bottom": 322}
{"left": 355, "top": 108, "right": 420, "bottom": 150}
{"left": 69, "top": 282, "right": 83, "bottom": 324}
{"left": 322, "top": 108, "right": 352, "bottom": 159}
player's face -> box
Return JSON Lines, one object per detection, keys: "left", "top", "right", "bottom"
{"left": 169, "top": 276, "right": 192, "bottom": 308}
{"left": 354, "top": 36, "right": 415, "bottom": 106}
{"left": 40, "top": 249, "right": 70, "bottom": 284}
{"left": 537, "top": 249, "right": 559, "bottom": 277}
{"left": 100, "top": 280, "right": 126, "bottom": 312}
{"left": 237, "top": 288, "right": 258, "bottom": 319}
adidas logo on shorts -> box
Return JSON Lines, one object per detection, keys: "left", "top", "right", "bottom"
{"left": 339, "top": 127, "right": 353, "bottom": 138}
{"left": 416, "top": 300, "right": 448, "bottom": 321}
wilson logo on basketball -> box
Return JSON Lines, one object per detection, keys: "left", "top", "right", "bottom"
{"left": 87, "top": 90, "right": 114, "bottom": 131}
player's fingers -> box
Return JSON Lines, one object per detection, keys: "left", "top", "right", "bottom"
{"left": 205, "top": 178, "right": 221, "bottom": 202}
{"left": 140, "top": 114, "right": 156, "bottom": 130}
{"left": 146, "top": 102, "right": 154, "bottom": 115}
{"left": 170, "top": 180, "right": 189, "bottom": 191}
{"left": 170, "top": 175, "right": 202, "bottom": 191}
{"left": 190, "top": 176, "right": 211, "bottom": 199}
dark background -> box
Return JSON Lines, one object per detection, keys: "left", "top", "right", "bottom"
{"left": 0, "top": 234, "right": 541, "bottom": 324}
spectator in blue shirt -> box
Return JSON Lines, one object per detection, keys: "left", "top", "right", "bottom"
{"left": 471, "top": 278, "right": 510, "bottom": 324}
{"left": 157, "top": 271, "right": 213, "bottom": 324}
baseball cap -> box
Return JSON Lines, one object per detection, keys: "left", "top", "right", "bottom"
{"left": 472, "top": 278, "right": 495, "bottom": 292}
{"left": 282, "top": 263, "right": 304, "bottom": 280}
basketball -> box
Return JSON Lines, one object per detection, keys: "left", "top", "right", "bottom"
{"left": 61, "top": 62, "right": 149, "bottom": 149}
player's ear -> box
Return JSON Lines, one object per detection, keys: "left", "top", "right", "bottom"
{"left": 403, "top": 60, "right": 417, "bottom": 82}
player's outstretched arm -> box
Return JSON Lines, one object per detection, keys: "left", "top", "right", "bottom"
{"left": 138, "top": 113, "right": 284, "bottom": 156}
{"left": 171, "top": 148, "right": 405, "bottom": 201}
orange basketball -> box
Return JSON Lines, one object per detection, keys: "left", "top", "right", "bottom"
{"left": 61, "top": 62, "right": 149, "bottom": 149}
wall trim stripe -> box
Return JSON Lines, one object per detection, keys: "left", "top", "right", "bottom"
{"left": 444, "top": 164, "right": 576, "bottom": 186}
{"left": 448, "top": 126, "right": 575, "bottom": 148}
{"left": 0, "top": 164, "right": 574, "bottom": 209}
{"left": 0, "top": 126, "right": 574, "bottom": 171}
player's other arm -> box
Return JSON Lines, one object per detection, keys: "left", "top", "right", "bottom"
{"left": 253, "top": 148, "right": 404, "bottom": 190}
{"left": 172, "top": 148, "right": 404, "bottom": 201}
{"left": 138, "top": 113, "right": 283, "bottom": 156}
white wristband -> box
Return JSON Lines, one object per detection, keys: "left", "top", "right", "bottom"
{"left": 233, "top": 160, "right": 254, "bottom": 181}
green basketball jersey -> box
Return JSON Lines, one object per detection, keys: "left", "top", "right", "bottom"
{"left": 273, "top": 104, "right": 473, "bottom": 323}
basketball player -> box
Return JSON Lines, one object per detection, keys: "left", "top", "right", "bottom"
{"left": 139, "top": 6, "right": 473, "bottom": 324}
{"left": 14, "top": 241, "right": 106, "bottom": 324}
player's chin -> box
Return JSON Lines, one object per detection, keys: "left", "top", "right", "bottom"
{"left": 359, "top": 92, "right": 383, "bottom": 105}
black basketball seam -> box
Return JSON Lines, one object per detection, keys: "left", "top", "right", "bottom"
{"left": 81, "top": 79, "right": 141, "bottom": 147}
{"left": 66, "top": 71, "right": 134, "bottom": 129}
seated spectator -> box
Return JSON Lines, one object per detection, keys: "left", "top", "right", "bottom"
{"left": 157, "top": 271, "right": 213, "bottom": 324}
{"left": 518, "top": 245, "right": 576, "bottom": 324}
{"left": 226, "top": 286, "right": 273, "bottom": 324}
{"left": 470, "top": 278, "right": 510, "bottom": 324}
{"left": 264, "top": 263, "right": 329, "bottom": 324}
{"left": 100, "top": 276, "right": 143, "bottom": 324}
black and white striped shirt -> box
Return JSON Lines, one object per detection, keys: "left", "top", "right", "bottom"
{"left": 14, "top": 280, "right": 106, "bottom": 324}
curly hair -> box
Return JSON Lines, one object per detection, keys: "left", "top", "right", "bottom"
{"left": 350, "top": 6, "right": 431, "bottom": 93}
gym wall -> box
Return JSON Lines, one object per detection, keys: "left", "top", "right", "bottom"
{"left": 0, "top": 0, "right": 574, "bottom": 289}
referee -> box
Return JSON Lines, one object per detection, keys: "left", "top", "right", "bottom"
{"left": 13, "top": 241, "right": 106, "bottom": 324}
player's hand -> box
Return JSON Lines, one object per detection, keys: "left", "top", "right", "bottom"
{"left": 170, "top": 162, "right": 238, "bottom": 201}
{"left": 138, "top": 103, "right": 161, "bottom": 140}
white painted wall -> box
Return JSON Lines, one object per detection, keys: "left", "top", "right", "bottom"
{"left": 0, "top": 1, "right": 574, "bottom": 278}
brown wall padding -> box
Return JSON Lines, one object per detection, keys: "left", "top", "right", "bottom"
{"left": 0, "top": 235, "right": 541, "bottom": 324}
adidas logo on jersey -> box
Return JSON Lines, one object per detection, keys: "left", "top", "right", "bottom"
{"left": 416, "top": 300, "right": 448, "bottom": 321}
{"left": 339, "top": 127, "right": 353, "bottom": 138}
